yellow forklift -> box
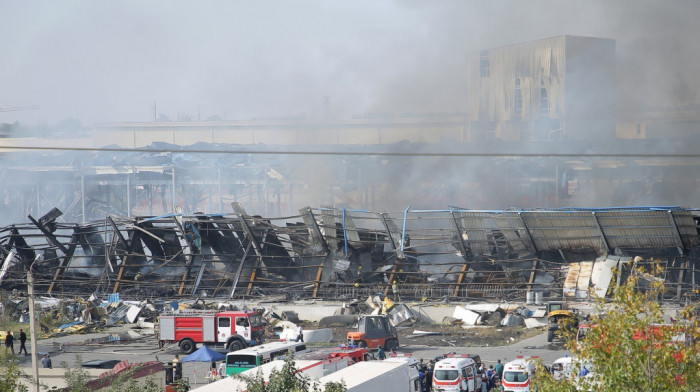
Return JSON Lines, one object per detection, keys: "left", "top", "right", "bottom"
{"left": 546, "top": 301, "right": 579, "bottom": 342}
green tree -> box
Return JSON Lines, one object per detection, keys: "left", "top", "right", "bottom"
{"left": 236, "top": 352, "right": 346, "bottom": 392}
{"left": 0, "top": 353, "right": 28, "bottom": 392}
{"left": 532, "top": 262, "right": 700, "bottom": 392}
{"left": 61, "top": 356, "right": 92, "bottom": 392}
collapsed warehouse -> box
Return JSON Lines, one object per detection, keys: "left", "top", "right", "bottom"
{"left": 1, "top": 205, "right": 699, "bottom": 303}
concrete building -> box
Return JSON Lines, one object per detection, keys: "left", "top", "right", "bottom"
{"left": 466, "top": 35, "right": 616, "bottom": 142}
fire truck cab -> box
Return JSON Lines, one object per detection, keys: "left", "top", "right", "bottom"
{"left": 158, "top": 309, "right": 265, "bottom": 354}
{"left": 432, "top": 355, "right": 481, "bottom": 392}
{"left": 501, "top": 356, "right": 537, "bottom": 392}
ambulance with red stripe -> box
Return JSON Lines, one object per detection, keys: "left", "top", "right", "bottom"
{"left": 432, "top": 354, "right": 481, "bottom": 392}
{"left": 501, "top": 356, "right": 537, "bottom": 392}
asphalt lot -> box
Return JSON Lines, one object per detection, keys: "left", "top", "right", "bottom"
{"left": 19, "top": 323, "right": 570, "bottom": 373}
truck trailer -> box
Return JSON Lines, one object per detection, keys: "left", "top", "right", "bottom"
{"left": 317, "top": 360, "right": 421, "bottom": 392}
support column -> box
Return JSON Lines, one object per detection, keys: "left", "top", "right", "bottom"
{"left": 171, "top": 167, "right": 176, "bottom": 211}
{"left": 218, "top": 167, "right": 223, "bottom": 212}
{"left": 81, "top": 174, "right": 86, "bottom": 223}
{"left": 126, "top": 176, "right": 131, "bottom": 217}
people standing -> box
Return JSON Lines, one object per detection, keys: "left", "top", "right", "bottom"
{"left": 296, "top": 325, "right": 304, "bottom": 342}
{"left": 377, "top": 345, "right": 386, "bottom": 360}
{"left": 391, "top": 280, "right": 400, "bottom": 301}
{"left": 217, "top": 361, "right": 226, "bottom": 378}
{"left": 424, "top": 360, "right": 434, "bottom": 392}
{"left": 494, "top": 359, "right": 504, "bottom": 380}
{"left": 18, "top": 328, "right": 28, "bottom": 356}
{"left": 42, "top": 354, "right": 52, "bottom": 368}
{"left": 487, "top": 365, "right": 496, "bottom": 390}
{"left": 5, "top": 331, "right": 14, "bottom": 355}
{"left": 172, "top": 354, "right": 181, "bottom": 381}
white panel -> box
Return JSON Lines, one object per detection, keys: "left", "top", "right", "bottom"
{"left": 160, "top": 317, "right": 175, "bottom": 341}
{"left": 577, "top": 261, "right": 594, "bottom": 298}
{"left": 591, "top": 257, "right": 619, "bottom": 298}
{"left": 203, "top": 317, "right": 216, "bottom": 342}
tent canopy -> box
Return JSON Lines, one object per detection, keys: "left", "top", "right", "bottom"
{"left": 182, "top": 345, "right": 226, "bottom": 362}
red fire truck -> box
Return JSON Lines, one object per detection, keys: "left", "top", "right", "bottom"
{"left": 158, "top": 309, "right": 265, "bottom": 354}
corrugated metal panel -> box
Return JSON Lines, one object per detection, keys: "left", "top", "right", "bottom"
{"left": 456, "top": 212, "right": 491, "bottom": 255}
{"left": 492, "top": 214, "right": 532, "bottom": 251}
{"left": 521, "top": 211, "right": 603, "bottom": 251}
{"left": 671, "top": 210, "right": 699, "bottom": 247}
{"left": 436, "top": 208, "right": 696, "bottom": 257}
{"left": 597, "top": 210, "right": 680, "bottom": 249}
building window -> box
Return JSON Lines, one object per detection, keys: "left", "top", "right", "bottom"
{"left": 480, "top": 51, "right": 490, "bottom": 78}
{"left": 540, "top": 89, "right": 549, "bottom": 114}
{"left": 540, "top": 79, "right": 549, "bottom": 114}
{"left": 514, "top": 77, "right": 523, "bottom": 118}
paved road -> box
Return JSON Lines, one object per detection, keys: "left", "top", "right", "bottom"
{"left": 19, "top": 324, "right": 570, "bottom": 372}
{"left": 402, "top": 329, "right": 571, "bottom": 365}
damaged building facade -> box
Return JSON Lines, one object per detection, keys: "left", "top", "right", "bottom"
{"left": 466, "top": 35, "right": 616, "bottom": 142}
{"left": 1, "top": 35, "right": 700, "bottom": 303}
{"left": 1, "top": 205, "right": 699, "bottom": 303}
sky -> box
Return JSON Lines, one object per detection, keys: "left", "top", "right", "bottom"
{"left": 1, "top": 0, "right": 699, "bottom": 126}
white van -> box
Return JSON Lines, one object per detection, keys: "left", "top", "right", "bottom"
{"left": 432, "top": 355, "right": 481, "bottom": 392}
{"left": 549, "top": 355, "right": 597, "bottom": 391}
{"left": 550, "top": 356, "right": 573, "bottom": 380}
{"left": 501, "top": 356, "right": 536, "bottom": 392}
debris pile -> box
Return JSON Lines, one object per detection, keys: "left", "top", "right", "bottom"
{"left": 2, "top": 205, "right": 695, "bottom": 302}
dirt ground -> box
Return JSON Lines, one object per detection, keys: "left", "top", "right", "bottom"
{"left": 306, "top": 321, "right": 545, "bottom": 348}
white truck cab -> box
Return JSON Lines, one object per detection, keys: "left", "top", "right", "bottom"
{"left": 432, "top": 355, "right": 480, "bottom": 392}
{"left": 501, "top": 356, "right": 537, "bottom": 392}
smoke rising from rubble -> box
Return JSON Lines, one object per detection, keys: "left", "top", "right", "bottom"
{"left": 2, "top": 1, "right": 698, "bottom": 124}
{"left": 0, "top": 1, "right": 699, "bottom": 222}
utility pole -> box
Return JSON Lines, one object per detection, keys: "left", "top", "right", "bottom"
{"left": 28, "top": 255, "right": 42, "bottom": 392}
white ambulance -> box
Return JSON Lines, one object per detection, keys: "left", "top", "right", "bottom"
{"left": 501, "top": 356, "right": 537, "bottom": 392}
{"left": 432, "top": 355, "right": 481, "bottom": 392}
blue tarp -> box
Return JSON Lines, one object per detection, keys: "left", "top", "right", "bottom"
{"left": 182, "top": 345, "right": 226, "bottom": 362}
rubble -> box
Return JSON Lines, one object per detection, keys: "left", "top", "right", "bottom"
{"left": 2, "top": 205, "right": 696, "bottom": 303}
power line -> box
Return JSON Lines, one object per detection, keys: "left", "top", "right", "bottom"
{"left": 1, "top": 144, "right": 700, "bottom": 158}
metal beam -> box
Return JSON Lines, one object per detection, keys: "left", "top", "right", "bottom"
{"left": 449, "top": 211, "right": 470, "bottom": 259}
{"left": 527, "top": 259, "right": 539, "bottom": 294}
{"left": 667, "top": 210, "right": 685, "bottom": 256}
{"left": 108, "top": 217, "right": 142, "bottom": 294}
{"left": 517, "top": 212, "right": 538, "bottom": 253}
{"left": 379, "top": 213, "right": 405, "bottom": 296}
{"left": 229, "top": 207, "right": 266, "bottom": 296}
{"left": 453, "top": 263, "right": 468, "bottom": 297}
{"left": 300, "top": 207, "right": 329, "bottom": 254}
{"left": 321, "top": 206, "right": 338, "bottom": 252}
{"left": 27, "top": 215, "right": 79, "bottom": 294}
{"left": 591, "top": 212, "right": 611, "bottom": 255}
{"left": 230, "top": 242, "right": 253, "bottom": 298}
{"left": 676, "top": 258, "right": 687, "bottom": 302}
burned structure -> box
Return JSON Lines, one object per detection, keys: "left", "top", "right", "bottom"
{"left": 466, "top": 35, "right": 616, "bottom": 141}
{"left": 2, "top": 35, "right": 700, "bottom": 303}
{"left": 1, "top": 205, "right": 698, "bottom": 303}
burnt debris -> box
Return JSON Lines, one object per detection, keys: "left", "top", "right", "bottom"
{"left": 1, "top": 205, "right": 699, "bottom": 302}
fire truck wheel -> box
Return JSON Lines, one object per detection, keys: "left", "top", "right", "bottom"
{"left": 228, "top": 340, "right": 244, "bottom": 352}
{"left": 180, "top": 338, "right": 196, "bottom": 354}
{"left": 385, "top": 339, "right": 399, "bottom": 351}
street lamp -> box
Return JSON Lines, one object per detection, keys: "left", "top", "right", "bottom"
{"left": 27, "top": 254, "right": 43, "bottom": 392}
